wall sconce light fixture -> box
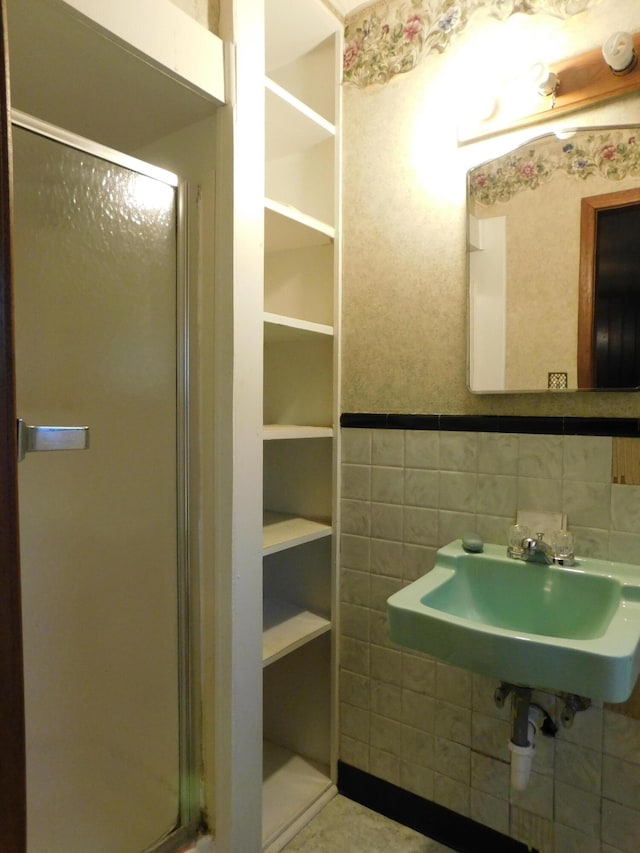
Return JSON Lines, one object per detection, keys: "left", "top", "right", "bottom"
{"left": 602, "top": 31, "right": 637, "bottom": 76}
{"left": 528, "top": 61, "right": 560, "bottom": 99}
{"left": 459, "top": 30, "right": 640, "bottom": 145}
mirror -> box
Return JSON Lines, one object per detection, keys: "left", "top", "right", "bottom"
{"left": 467, "top": 125, "right": 640, "bottom": 392}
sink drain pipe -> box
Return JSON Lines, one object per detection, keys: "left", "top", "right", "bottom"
{"left": 508, "top": 687, "right": 546, "bottom": 791}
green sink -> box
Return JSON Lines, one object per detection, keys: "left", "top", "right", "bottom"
{"left": 387, "top": 540, "right": 640, "bottom": 702}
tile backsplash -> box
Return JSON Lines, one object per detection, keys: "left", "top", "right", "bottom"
{"left": 339, "top": 426, "right": 640, "bottom": 853}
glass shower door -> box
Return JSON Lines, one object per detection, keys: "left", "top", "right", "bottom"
{"left": 13, "top": 119, "right": 185, "bottom": 852}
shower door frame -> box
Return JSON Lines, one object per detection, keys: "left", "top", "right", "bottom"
{"left": 0, "top": 0, "right": 26, "bottom": 849}
{"left": 3, "top": 105, "right": 198, "bottom": 850}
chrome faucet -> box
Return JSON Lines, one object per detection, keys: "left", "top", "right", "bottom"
{"left": 519, "top": 532, "right": 554, "bottom": 565}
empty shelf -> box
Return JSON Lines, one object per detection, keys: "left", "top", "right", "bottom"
{"left": 263, "top": 597, "right": 330, "bottom": 667}
{"left": 262, "top": 740, "right": 334, "bottom": 850}
{"left": 263, "top": 424, "right": 333, "bottom": 440}
{"left": 263, "top": 512, "right": 331, "bottom": 555}
{"left": 264, "top": 312, "right": 333, "bottom": 341}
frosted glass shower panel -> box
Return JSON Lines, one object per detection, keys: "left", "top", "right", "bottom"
{"left": 13, "top": 126, "right": 181, "bottom": 852}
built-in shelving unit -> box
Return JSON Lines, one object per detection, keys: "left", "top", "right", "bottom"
{"left": 262, "top": 0, "right": 341, "bottom": 848}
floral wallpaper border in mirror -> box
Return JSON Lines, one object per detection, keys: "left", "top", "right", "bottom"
{"left": 343, "top": 0, "right": 602, "bottom": 87}
{"left": 469, "top": 128, "right": 640, "bottom": 205}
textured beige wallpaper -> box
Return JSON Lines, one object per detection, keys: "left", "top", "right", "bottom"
{"left": 341, "top": 0, "right": 640, "bottom": 415}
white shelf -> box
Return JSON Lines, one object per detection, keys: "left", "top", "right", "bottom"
{"left": 263, "top": 598, "right": 331, "bottom": 667}
{"left": 263, "top": 425, "right": 333, "bottom": 440}
{"left": 7, "top": 0, "right": 224, "bottom": 153}
{"left": 264, "top": 312, "right": 333, "bottom": 341}
{"left": 265, "top": 0, "right": 340, "bottom": 73}
{"left": 266, "top": 77, "right": 334, "bottom": 162}
{"left": 262, "top": 740, "right": 334, "bottom": 851}
{"left": 265, "top": 198, "right": 334, "bottom": 252}
{"left": 263, "top": 511, "right": 331, "bottom": 555}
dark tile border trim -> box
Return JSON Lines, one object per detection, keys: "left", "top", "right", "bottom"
{"left": 338, "top": 762, "right": 532, "bottom": 853}
{"left": 341, "top": 413, "right": 640, "bottom": 437}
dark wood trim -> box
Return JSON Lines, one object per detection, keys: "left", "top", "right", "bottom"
{"left": 0, "top": 0, "right": 26, "bottom": 849}
{"left": 578, "top": 186, "right": 640, "bottom": 389}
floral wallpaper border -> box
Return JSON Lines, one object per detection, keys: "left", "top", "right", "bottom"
{"left": 468, "top": 128, "right": 640, "bottom": 205}
{"left": 343, "top": 0, "right": 601, "bottom": 88}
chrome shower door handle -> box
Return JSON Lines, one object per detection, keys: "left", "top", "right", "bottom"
{"left": 17, "top": 418, "right": 90, "bottom": 462}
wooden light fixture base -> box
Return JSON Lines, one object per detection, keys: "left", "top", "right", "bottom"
{"left": 459, "top": 32, "right": 640, "bottom": 145}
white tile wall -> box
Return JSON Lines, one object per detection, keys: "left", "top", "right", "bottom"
{"left": 339, "top": 428, "right": 640, "bottom": 853}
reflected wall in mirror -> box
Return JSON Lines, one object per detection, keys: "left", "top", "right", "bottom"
{"left": 467, "top": 126, "right": 640, "bottom": 392}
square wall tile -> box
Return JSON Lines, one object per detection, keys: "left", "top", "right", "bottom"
{"left": 562, "top": 481, "right": 611, "bottom": 529}
{"left": 477, "top": 473, "right": 517, "bottom": 518}
{"left": 401, "top": 725, "right": 435, "bottom": 768}
{"left": 341, "top": 498, "right": 371, "bottom": 536}
{"left": 370, "top": 748, "right": 401, "bottom": 787}
{"left": 402, "top": 652, "right": 436, "bottom": 695}
{"left": 553, "top": 823, "right": 601, "bottom": 853}
{"left": 510, "top": 770, "right": 553, "bottom": 820}
{"left": 370, "top": 644, "right": 402, "bottom": 686}
{"left": 438, "top": 510, "right": 476, "bottom": 546}
{"left": 563, "top": 435, "right": 612, "bottom": 483}
{"left": 341, "top": 428, "right": 372, "bottom": 464}
{"left": 372, "top": 430, "right": 405, "bottom": 467}
{"left": 340, "top": 734, "right": 369, "bottom": 771}
{"left": 554, "top": 780, "right": 601, "bottom": 838}
{"left": 404, "top": 506, "right": 438, "bottom": 547}
{"left": 400, "top": 761, "right": 435, "bottom": 802}
{"left": 402, "top": 688, "right": 436, "bottom": 732}
{"left": 370, "top": 712, "right": 403, "bottom": 756}
{"left": 405, "top": 430, "right": 439, "bottom": 469}
{"left": 341, "top": 603, "right": 369, "bottom": 641}
{"left": 439, "top": 471, "right": 477, "bottom": 513}
{"left": 371, "top": 502, "right": 403, "bottom": 541}
{"left": 342, "top": 463, "right": 371, "bottom": 500}
{"left": 602, "top": 798, "right": 640, "bottom": 852}
{"left": 555, "top": 739, "right": 602, "bottom": 794}
{"left": 404, "top": 468, "right": 439, "bottom": 508}
{"left": 609, "top": 530, "right": 640, "bottom": 566}
{"left": 471, "top": 788, "right": 509, "bottom": 835}
{"left": 402, "top": 544, "right": 436, "bottom": 581}
{"left": 371, "top": 679, "right": 403, "bottom": 722}
{"left": 471, "top": 713, "right": 510, "bottom": 761}
{"left": 434, "top": 700, "right": 471, "bottom": 746}
{"left": 603, "top": 754, "right": 640, "bottom": 809}
{"left": 439, "top": 431, "right": 477, "bottom": 473}
{"left": 510, "top": 807, "right": 553, "bottom": 853}
{"left": 372, "top": 466, "right": 404, "bottom": 503}
{"left": 517, "top": 434, "right": 563, "bottom": 479}
{"left": 471, "top": 751, "right": 509, "bottom": 799}
{"left": 477, "top": 432, "right": 518, "bottom": 475}
{"left": 433, "top": 772, "right": 470, "bottom": 817}
{"left": 433, "top": 736, "right": 470, "bottom": 784}
{"left": 604, "top": 711, "right": 640, "bottom": 765}
{"left": 611, "top": 483, "right": 640, "bottom": 532}
{"left": 340, "top": 533, "right": 370, "bottom": 571}
{"left": 516, "top": 476, "right": 562, "bottom": 514}
{"left": 435, "top": 663, "right": 472, "bottom": 708}
{"left": 371, "top": 538, "right": 403, "bottom": 578}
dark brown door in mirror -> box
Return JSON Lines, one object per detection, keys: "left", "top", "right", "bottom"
{"left": 578, "top": 188, "right": 640, "bottom": 389}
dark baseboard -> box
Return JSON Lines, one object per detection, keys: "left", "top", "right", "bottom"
{"left": 337, "top": 762, "right": 534, "bottom": 853}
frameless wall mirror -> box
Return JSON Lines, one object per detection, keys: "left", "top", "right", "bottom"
{"left": 467, "top": 125, "right": 640, "bottom": 393}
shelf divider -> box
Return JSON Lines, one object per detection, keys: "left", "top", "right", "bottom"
{"left": 263, "top": 597, "right": 331, "bottom": 667}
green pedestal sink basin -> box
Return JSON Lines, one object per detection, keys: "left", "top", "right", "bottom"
{"left": 387, "top": 540, "right": 640, "bottom": 702}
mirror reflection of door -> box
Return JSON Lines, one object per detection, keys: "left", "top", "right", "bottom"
{"left": 578, "top": 188, "right": 640, "bottom": 389}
